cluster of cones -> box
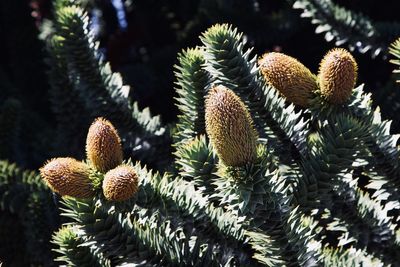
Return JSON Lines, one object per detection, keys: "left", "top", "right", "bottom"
{"left": 40, "top": 118, "right": 138, "bottom": 201}
{"left": 258, "top": 48, "right": 358, "bottom": 107}
{"left": 204, "top": 48, "right": 358, "bottom": 168}
{"left": 41, "top": 48, "right": 358, "bottom": 195}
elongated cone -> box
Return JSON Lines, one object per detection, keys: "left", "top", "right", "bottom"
{"left": 205, "top": 85, "right": 258, "bottom": 167}
{"left": 40, "top": 158, "right": 94, "bottom": 198}
{"left": 318, "top": 48, "right": 358, "bottom": 104}
{"left": 102, "top": 165, "right": 139, "bottom": 201}
{"left": 86, "top": 117, "right": 123, "bottom": 172}
{"left": 259, "top": 52, "right": 317, "bottom": 107}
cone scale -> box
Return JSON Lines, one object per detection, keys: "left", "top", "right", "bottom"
{"left": 40, "top": 157, "right": 94, "bottom": 198}
{"left": 259, "top": 52, "right": 317, "bottom": 107}
{"left": 102, "top": 165, "right": 139, "bottom": 201}
{"left": 318, "top": 48, "right": 358, "bottom": 104}
{"left": 205, "top": 85, "right": 258, "bottom": 167}
{"left": 86, "top": 117, "right": 123, "bottom": 173}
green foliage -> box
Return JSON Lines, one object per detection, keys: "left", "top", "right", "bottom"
{"left": 46, "top": 33, "right": 91, "bottom": 158}
{"left": 292, "top": 0, "right": 400, "bottom": 58}
{"left": 45, "top": 1, "right": 171, "bottom": 168}
{"left": 0, "top": 160, "right": 59, "bottom": 266}
{"left": 321, "top": 247, "right": 384, "bottom": 267}
{"left": 56, "top": 164, "right": 255, "bottom": 266}
{"left": 374, "top": 38, "right": 400, "bottom": 131}
{"left": 43, "top": 21, "right": 400, "bottom": 266}
{"left": 200, "top": 23, "right": 309, "bottom": 163}
{"left": 389, "top": 38, "right": 400, "bottom": 82}
{"left": 52, "top": 225, "right": 111, "bottom": 267}
{"left": 2, "top": 1, "right": 400, "bottom": 266}
{"left": 174, "top": 48, "right": 210, "bottom": 143}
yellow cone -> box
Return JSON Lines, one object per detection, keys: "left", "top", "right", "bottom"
{"left": 259, "top": 52, "right": 317, "bottom": 107}
{"left": 40, "top": 158, "right": 94, "bottom": 198}
{"left": 205, "top": 85, "right": 258, "bottom": 167}
{"left": 318, "top": 48, "right": 358, "bottom": 104}
{"left": 102, "top": 165, "right": 139, "bottom": 201}
{"left": 86, "top": 117, "right": 123, "bottom": 173}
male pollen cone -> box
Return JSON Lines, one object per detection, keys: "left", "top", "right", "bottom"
{"left": 318, "top": 48, "right": 358, "bottom": 104}
{"left": 40, "top": 157, "right": 94, "bottom": 198}
{"left": 205, "top": 85, "right": 258, "bottom": 167}
{"left": 102, "top": 165, "right": 139, "bottom": 201}
{"left": 86, "top": 117, "right": 123, "bottom": 173}
{"left": 258, "top": 52, "right": 317, "bottom": 107}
